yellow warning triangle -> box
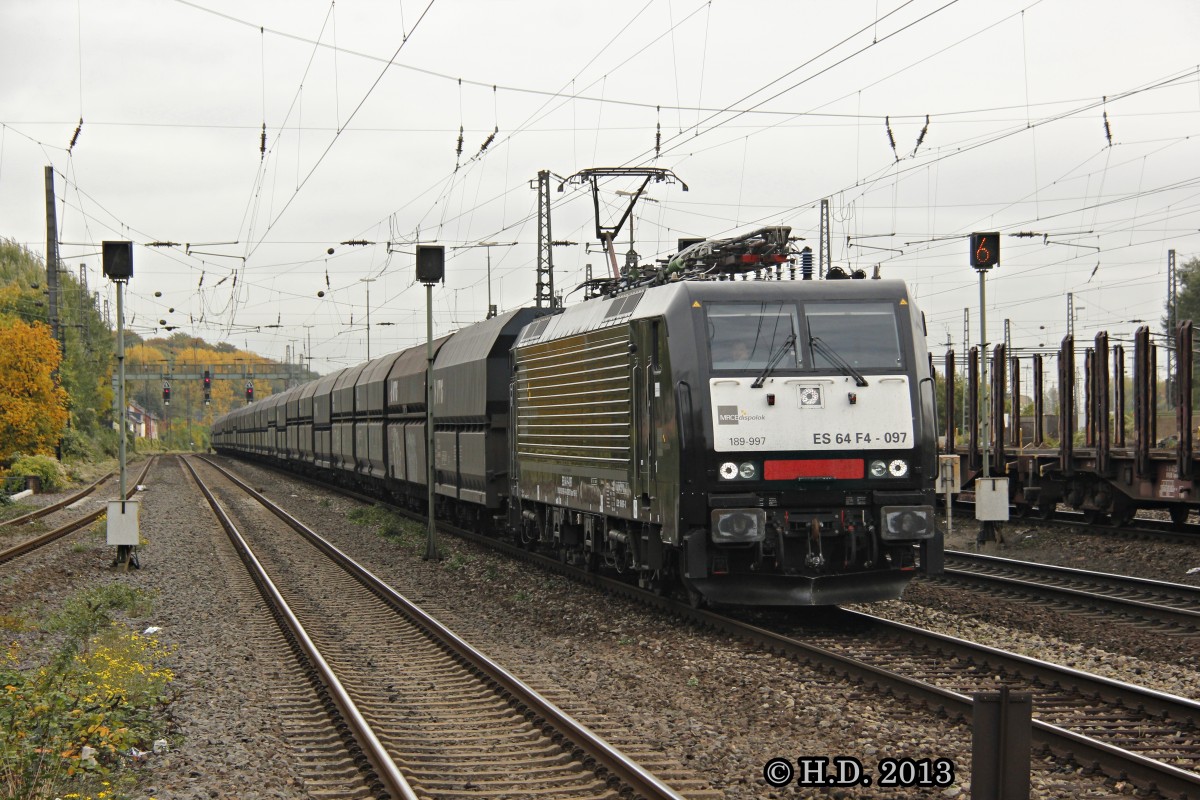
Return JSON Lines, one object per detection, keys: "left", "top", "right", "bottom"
{"left": 692, "top": 301, "right": 702, "bottom": 308}
{"left": 900, "top": 299, "right": 908, "bottom": 305}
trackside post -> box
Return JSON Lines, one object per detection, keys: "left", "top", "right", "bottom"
{"left": 971, "top": 686, "right": 1032, "bottom": 800}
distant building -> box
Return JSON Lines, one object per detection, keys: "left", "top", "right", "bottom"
{"left": 125, "top": 401, "right": 160, "bottom": 440}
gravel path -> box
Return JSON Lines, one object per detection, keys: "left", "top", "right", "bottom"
{"left": 3, "top": 455, "right": 1169, "bottom": 798}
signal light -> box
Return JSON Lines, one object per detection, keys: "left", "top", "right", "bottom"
{"left": 203, "top": 370, "right": 211, "bottom": 405}
{"left": 970, "top": 232, "right": 1000, "bottom": 269}
{"left": 102, "top": 240, "right": 134, "bottom": 280}
{"left": 416, "top": 244, "right": 446, "bottom": 284}
{"left": 245, "top": 382, "right": 254, "bottom": 403}
{"left": 163, "top": 383, "right": 171, "bottom": 405}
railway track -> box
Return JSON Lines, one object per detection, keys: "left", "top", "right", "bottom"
{"left": 187, "top": 456, "right": 714, "bottom": 800}
{"left": 436, "top": 509, "right": 1200, "bottom": 798}
{"left": 0, "top": 460, "right": 152, "bottom": 566}
{"left": 0, "top": 471, "right": 112, "bottom": 527}
{"left": 213, "top": 455, "right": 1200, "bottom": 797}
{"left": 933, "top": 549, "right": 1200, "bottom": 633}
{"left": 782, "top": 609, "right": 1200, "bottom": 796}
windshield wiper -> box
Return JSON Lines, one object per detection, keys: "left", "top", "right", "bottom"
{"left": 751, "top": 333, "right": 797, "bottom": 388}
{"left": 810, "top": 336, "right": 868, "bottom": 386}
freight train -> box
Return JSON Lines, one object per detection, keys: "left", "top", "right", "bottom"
{"left": 212, "top": 227, "right": 941, "bottom": 606}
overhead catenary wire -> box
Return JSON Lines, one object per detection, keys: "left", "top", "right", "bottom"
{"left": 354, "top": 0, "right": 960, "bottom": 311}
{"left": 17, "top": 0, "right": 1199, "bottom": 371}
{"left": 243, "top": 0, "right": 440, "bottom": 262}
{"left": 1021, "top": 8, "right": 1040, "bottom": 220}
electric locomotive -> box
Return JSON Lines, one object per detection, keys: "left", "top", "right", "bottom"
{"left": 509, "top": 227, "right": 940, "bottom": 605}
{"left": 213, "top": 226, "right": 940, "bottom": 606}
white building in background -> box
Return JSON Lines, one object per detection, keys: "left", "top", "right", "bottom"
{"left": 125, "top": 401, "right": 159, "bottom": 440}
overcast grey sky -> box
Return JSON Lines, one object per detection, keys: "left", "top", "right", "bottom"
{"left": 2, "top": 0, "right": 1198, "bottom": 374}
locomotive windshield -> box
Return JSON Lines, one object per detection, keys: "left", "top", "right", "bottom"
{"left": 708, "top": 302, "right": 800, "bottom": 371}
{"left": 804, "top": 302, "right": 903, "bottom": 369}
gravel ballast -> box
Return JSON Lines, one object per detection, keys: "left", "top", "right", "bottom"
{"left": 2, "top": 455, "right": 1168, "bottom": 798}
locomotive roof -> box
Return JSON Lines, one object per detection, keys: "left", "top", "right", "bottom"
{"left": 515, "top": 278, "right": 913, "bottom": 348}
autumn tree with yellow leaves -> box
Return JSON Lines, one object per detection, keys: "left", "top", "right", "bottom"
{"left": 0, "top": 318, "right": 69, "bottom": 459}
{"left": 1, "top": 237, "right": 312, "bottom": 458}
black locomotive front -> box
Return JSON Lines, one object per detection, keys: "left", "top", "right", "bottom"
{"left": 676, "top": 280, "right": 939, "bottom": 605}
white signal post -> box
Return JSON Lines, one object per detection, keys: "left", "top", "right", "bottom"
{"left": 103, "top": 241, "right": 141, "bottom": 570}
{"left": 937, "top": 455, "right": 961, "bottom": 541}
{"left": 416, "top": 245, "right": 446, "bottom": 561}
{"left": 970, "top": 233, "right": 1009, "bottom": 542}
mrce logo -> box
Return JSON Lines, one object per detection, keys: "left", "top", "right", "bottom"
{"left": 717, "top": 405, "right": 765, "bottom": 426}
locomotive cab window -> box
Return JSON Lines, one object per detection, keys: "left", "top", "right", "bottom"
{"left": 804, "top": 302, "right": 903, "bottom": 369}
{"left": 707, "top": 302, "right": 799, "bottom": 371}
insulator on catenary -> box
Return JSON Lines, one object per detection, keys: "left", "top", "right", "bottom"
{"left": 260, "top": 123, "right": 267, "bottom": 160}
{"left": 801, "top": 246, "right": 814, "bottom": 280}
{"left": 911, "top": 114, "right": 929, "bottom": 157}
{"left": 477, "top": 126, "right": 497, "bottom": 155}
{"left": 68, "top": 118, "right": 83, "bottom": 153}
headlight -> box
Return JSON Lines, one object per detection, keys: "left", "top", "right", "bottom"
{"left": 719, "top": 462, "right": 739, "bottom": 480}
{"left": 739, "top": 462, "right": 758, "bottom": 479}
{"left": 711, "top": 509, "right": 767, "bottom": 543}
{"left": 888, "top": 459, "right": 909, "bottom": 477}
{"left": 869, "top": 460, "right": 888, "bottom": 478}
{"left": 881, "top": 505, "right": 935, "bottom": 540}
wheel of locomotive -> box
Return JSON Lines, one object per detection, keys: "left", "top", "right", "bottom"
{"left": 1037, "top": 501, "right": 1057, "bottom": 520}
{"left": 1169, "top": 505, "right": 1190, "bottom": 529}
{"left": 582, "top": 551, "right": 600, "bottom": 573}
{"left": 1082, "top": 509, "right": 1107, "bottom": 525}
{"left": 1011, "top": 502, "right": 1030, "bottom": 519}
{"left": 682, "top": 579, "right": 707, "bottom": 609}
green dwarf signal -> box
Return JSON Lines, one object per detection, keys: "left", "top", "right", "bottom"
{"left": 970, "top": 232, "right": 1000, "bottom": 269}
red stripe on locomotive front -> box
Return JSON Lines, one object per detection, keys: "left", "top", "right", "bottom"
{"left": 764, "top": 459, "right": 864, "bottom": 480}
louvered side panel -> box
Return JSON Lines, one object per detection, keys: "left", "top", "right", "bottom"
{"left": 515, "top": 329, "right": 632, "bottom": 466}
